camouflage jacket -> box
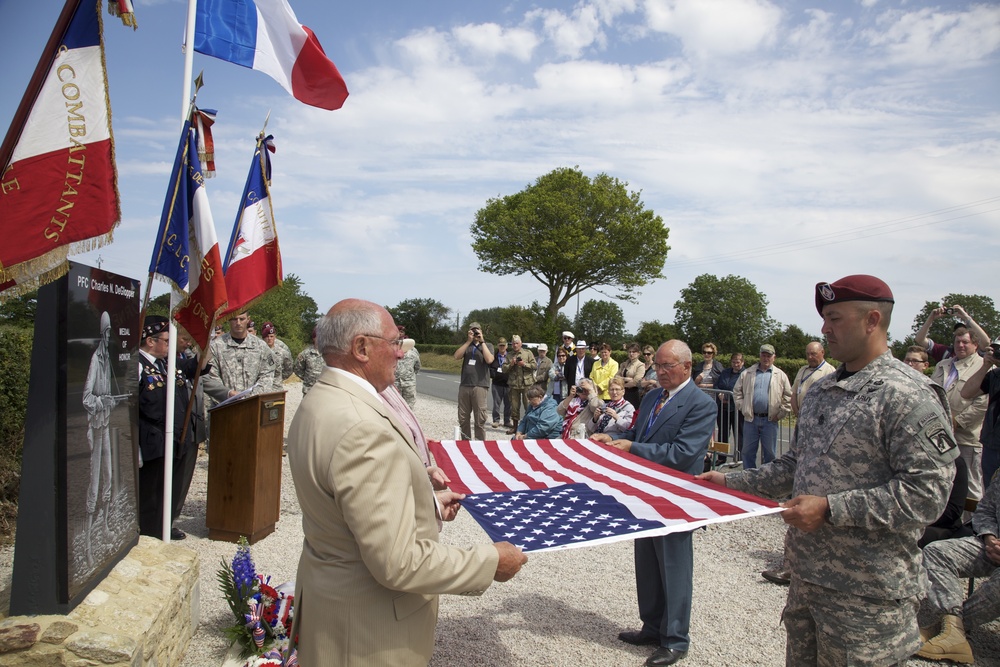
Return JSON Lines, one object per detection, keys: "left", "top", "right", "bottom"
{"left": 202, "top": 333, "right": 276, "bottom": 402}
{"left": 503, "top": 348, "right": 537, "bottom": 389}
{"left": 294, "top": 345, "right": 325, "bottom": 394}
{"left": 726, "top": 351, "right": 957, "bottom": 599}
{"left": 271, "top": 338, "right": 294, "bottom": 390}
{"left": 395, "top": 347, "right": 421, "bottom": 387}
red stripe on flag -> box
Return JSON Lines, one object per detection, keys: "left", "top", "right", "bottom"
{"left": 535, "top": 438, "right": 699, "bottom": 522}
{"left": 0, "top": 139, "right": 117, "bottom": 268}
{"left": 563, "top": 439, "right": 757, "bottom": 519}
{"left": 290, "top": 26, "right": 349, "bottom": 111}
{"left": 483, "top": 440, "right": 572, "bottom": 490}
{"left": 452, "top": 440, "right": 512, "bottom": 493}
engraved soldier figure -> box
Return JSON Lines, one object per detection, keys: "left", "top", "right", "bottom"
{"left": 699, "top": 275, "right": 958, "bottom": 666}
{"left": 82, "top": 311, "right": 129, "bottom": 565}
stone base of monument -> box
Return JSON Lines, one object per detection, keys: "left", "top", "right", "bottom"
{"left": 0, "top": 536, "right": 199, "bottom": 666}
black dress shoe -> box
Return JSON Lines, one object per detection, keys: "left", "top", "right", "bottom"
{"left": 170, "top": 527, "right": 187, "bottom": 540}
{"left": 618, "top": 630, "right": 659, "bottom": 646}
{"left": 645, "top": 647, "right": 687, "bottom": 666}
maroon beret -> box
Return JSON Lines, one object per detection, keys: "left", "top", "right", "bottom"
{"left": 815, "top": 275, "right": 894, "bottom": 314}
{"left": 261, "top": 322, "right": 276, "bottom": 337}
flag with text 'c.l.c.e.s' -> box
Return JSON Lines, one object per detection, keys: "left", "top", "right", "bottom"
{"left": 220, "top": 133, "right": 281, "bottom": 318}
{"left": 0, "top": 0, "right": 121, "bottom": 301}
{"left": 428, "top": 438, "right": 782, "bottom": 553}
{"left": 148, "top": 119, "right": 227, "bottom": 352}
{"left": 194, "top": 0, "right": 348, "bottom": 110}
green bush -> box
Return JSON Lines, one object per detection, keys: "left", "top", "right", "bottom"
{"left": 0, "top": 325, "right": 31, "bottom": 539}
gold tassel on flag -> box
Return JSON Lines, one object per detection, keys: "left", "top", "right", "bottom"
{"left": 107, "top": 0, "right": 137, "bottom": 30}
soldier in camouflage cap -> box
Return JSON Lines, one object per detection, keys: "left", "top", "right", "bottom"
{"left": 294, "top": 327, "right": 326, "bottom": 396}
{"left": 699, "top": 274, "right": 958, "bottom": 666}
{"left": 202, "top": 311, "right": 276, "bottom": 402}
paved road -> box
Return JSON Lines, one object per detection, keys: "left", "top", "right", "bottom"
{"left": 416, "top": 370, "right": 460, "bottom": 403}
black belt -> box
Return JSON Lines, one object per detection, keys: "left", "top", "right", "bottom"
{"left": 754, "top": 412, "right": 769, "bottom": 417}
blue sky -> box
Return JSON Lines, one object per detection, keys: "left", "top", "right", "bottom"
{"left": 3, "top": 0, "right": 999, "bottom": 342}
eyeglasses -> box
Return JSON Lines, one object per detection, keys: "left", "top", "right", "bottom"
{"left": 652, "top": 361, "right": 682, "bottom": 371}
{"left": 361, "top": 333, "right": 406, "bottom": 349}
{"left": 904, "top": 358, "right": 926, "bottom": 365}
{"left": 702, "top": 350, "right": 714, "bottom": 355}
{"left": 643, "top": 352, "right": 653, "bottom": 356}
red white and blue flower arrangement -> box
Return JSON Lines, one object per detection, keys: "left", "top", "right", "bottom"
{"left": 218, "top": 537, "right": 297, "bottom": 667}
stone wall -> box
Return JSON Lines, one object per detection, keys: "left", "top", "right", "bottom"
{"left": 0, "top": 536, "right": 199, "bottom": 666}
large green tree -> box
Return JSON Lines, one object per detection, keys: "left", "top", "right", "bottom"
{"left": 574, "top": 299, "right": 626, "bottom": 348}
{"left": 910, "top": 294, "right": 1000, "bottom": 347}
{"left": 674, "top": 274, "right": 776, "bottom": 354}
{"left": 388, "top": 298, "right": 452, "bottom": 344}
{"left": 471, "top": 167, "right": 669, "bottom": 325}
{"left": 244, "top": 274, "right": 319, "bottom": 355}
{"left": 634, "top": 320, "right": 680, "bottom": 349}
{"left": 771, "top": 324, "right": 820, "bottom": 359}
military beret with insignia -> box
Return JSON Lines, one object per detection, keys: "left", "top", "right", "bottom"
{"left": 815, "top": 274, "right": 894, "bottom": 315}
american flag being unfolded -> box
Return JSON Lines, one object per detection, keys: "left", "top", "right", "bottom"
{"left": 428, "top": 439, "right": 783, "bottom": 553}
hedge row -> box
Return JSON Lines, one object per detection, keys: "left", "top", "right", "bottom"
{"left": 0, "top": 325, "right": 31, "bottom": 524}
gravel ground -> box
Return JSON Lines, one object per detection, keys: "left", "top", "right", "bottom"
{"left": 3, "top": 380, "right": 999, "bottom": 666}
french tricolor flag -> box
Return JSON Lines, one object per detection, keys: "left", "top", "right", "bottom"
{"left": 194, "top": 0, "right": 349, "bottom": 111}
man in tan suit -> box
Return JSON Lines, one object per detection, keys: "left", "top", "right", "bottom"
{"left": 287, "top": 299, "right": 527, "bottom": 667}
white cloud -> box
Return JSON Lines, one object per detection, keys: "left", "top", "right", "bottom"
{"left": 452, "top": 22, "right": 540, "bottom": 62}
{"left": 643, "top": 0, "right": 783, "bottom": 58}
{"left": 527, "top": 4, "right": 607, "bottom": 58}
{"left": 865, "top": 4, "right": 1000, "bottom": 68}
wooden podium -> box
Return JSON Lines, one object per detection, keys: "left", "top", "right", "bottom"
{"left": 206, "top": 391, "right": 286, "bottom": 544}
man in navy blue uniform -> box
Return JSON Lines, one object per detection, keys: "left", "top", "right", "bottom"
{"left": 592, "top": 340, "right": 716, "bottom": 666}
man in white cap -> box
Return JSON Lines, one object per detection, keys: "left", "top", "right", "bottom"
{"left": 559, "top": 331, "right": 576, "bottom": 359}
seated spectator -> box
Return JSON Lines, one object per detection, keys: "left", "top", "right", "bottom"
{"left": 516, "top": 385, "right": 563, "bottom": 439}
{"left": 920, "top": 456, "right": 973, "bottom": 548}
{"left": 617, "top": 342, "right": 645, "bottom": 408}
{"left": 557, "top": 378, "right": 603, "bottom": 439}
{"left": 918, "top": 474, "right": 1000, "bottom": 664}
{"left": 589, "top": 343, "right": 619, "bottom": 400}
{"left": 903, "top": 345, "right": 930, "bottom": 373}
{"left": 587, "top": 377, "right": 635, "bottom": 438}
{"left": 694, "top": 342, "right": 724, "bottom": 392}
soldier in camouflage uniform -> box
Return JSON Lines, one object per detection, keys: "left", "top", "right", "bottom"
{"left": 699, "top": 275, "right": 958, "bottom": 667}
{"left": 294, "top": 329, "right": 326, "bottom": 396}
{"left": 261, "top": 322, "right": 293, "bottom": 391}
{"left": 394, "top": 339, "right": 421, "bottom": 408}
{"left": 918, "top": 473, "right": 1000, "bottom": 663}
{"left": 503, "top": 334, "right": 536, "bottom": 435}
{"left": 202, "top": 311, "right": 276, "bottom": 402}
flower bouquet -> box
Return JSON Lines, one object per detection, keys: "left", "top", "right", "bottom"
{"left": 218, "top": 537, "right": 297, "bottom": 666}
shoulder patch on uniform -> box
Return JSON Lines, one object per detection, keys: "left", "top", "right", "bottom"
{"left": 917, "top": 416, "right": 957, "bottom": 457}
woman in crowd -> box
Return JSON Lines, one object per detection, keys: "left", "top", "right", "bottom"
{"left": 550, "top": 348, "right": 569, "bottom": 404}
{"left": 617, "top": 342, "right": 646, "bottom": 409}
{"left": 557, "top": 378, "right": 603, "bottom": 439}
{"left": 516, "top": 385, "right": 563, "bottom": 439}
{"left": 694, "top": 342, "right": 725, "bottom": 392}
{"left": 713, "top": 351, "right": 746, "bottom": 464}
{"left": 639, "top": 345, "right": 659, "bottom": 399}
{"left": 589, "top": 343, "right": 619, "bottom": 400}
{"left": 587, "top": 377, "right": 636, "bottom": 438}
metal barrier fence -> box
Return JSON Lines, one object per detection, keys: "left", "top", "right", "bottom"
{"left": 699, "top": 388, "right": 795, "bottom": 469}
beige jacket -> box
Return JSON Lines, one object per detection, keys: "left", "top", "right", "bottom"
{"left": 287, "top": 370, "right": 498, "bottom": 666}
{"left": 931, "top": 354, "right": 988, "bottom": 448}
{"left": 733, "top": 363, "right": 792, "bottom": 422}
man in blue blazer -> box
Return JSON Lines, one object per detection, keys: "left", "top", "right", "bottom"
{"left": 592, "top": 340, "right": 717, "bottom": 666}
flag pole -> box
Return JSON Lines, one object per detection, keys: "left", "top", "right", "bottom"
{"left": 161, "top": 0, "right": 199, "bottom": 539}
